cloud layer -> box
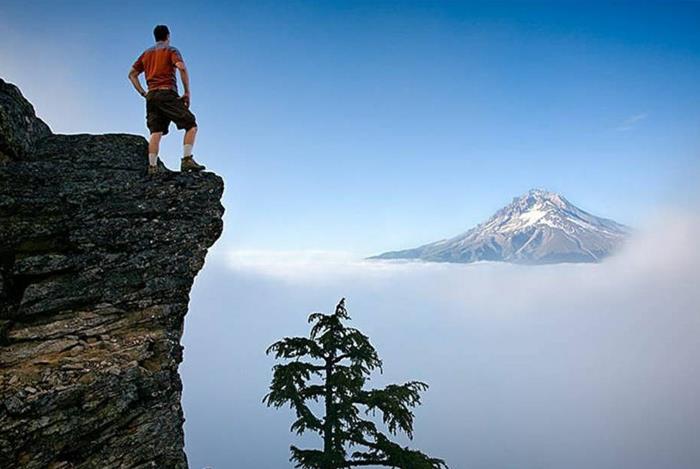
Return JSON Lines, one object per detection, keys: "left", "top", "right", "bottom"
{"left": 183, "top": 211, "right": 700, "bottom": 469}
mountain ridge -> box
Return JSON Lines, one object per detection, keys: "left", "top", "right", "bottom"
{"left": 371, "top": 189, "right": 630, "bottom": 264}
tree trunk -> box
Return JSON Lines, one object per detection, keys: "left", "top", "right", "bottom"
{"left": 323, "top": 357, "right": 334, "bottom": 469}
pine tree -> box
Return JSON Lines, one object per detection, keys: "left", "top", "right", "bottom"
{"left": 264, "top": 298, "right": 447, "bottom": 469}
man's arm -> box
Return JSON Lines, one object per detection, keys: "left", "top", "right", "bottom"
{"left": 128, "top": 68, "right": 147, "bottom": 98}
{"left": 175, "top": 61, "right": 190, "bottom": 107}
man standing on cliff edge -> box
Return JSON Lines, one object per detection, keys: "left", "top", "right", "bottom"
{"left": 128, "top": 24, "right": 204, "bottom": 175}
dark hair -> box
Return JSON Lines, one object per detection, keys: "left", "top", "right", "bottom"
{"left": 153, "top": 25, "right": 170, "bottom": 42}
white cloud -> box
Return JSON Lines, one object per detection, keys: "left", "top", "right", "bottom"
{"left": 214, "top": 211, "right": 699, "bottom": 297}
{"left": 616, "top": 112, "right": 649, "bottom": 131}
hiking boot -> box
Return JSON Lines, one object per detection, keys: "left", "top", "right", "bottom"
{"left": 181, "top": 155, "right": 205, "bottom": 172}
{"left": 147, "top": 165, "right": 159, "bottom": 176}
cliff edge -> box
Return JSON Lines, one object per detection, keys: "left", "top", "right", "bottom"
{"left": 0, "top": 79, "right": 224, "bottom": 468}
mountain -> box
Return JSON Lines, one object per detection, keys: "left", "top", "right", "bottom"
{"left": 0, "top": 79, "right": 224, "bottom": 468}
{"left": 371, "top": 189, "right": 630, "bottom": 264}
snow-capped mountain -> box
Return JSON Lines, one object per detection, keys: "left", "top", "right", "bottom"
{"left": 371, "top": 189, "right": 630, "bottom": 264}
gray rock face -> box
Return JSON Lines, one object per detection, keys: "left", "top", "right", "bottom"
{"left": 372, "top": 189, "right": 629, "bottom": 264}
{"left": 0, "top": 80, "right": 51, "bottom": 163}
{"left": 0, "top": 79, "right": 224, "bottom": 468}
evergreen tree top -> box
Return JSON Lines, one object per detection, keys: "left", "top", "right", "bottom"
{"left": 265, "top": 298, "right": 448, "bottom": 469}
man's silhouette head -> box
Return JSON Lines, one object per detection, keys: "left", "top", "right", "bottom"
{"left": 153, "top": 25, "right": 170, "bottom": 42}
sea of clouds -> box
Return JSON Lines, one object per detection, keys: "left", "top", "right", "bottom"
{"left": 181, "top": 212, "right": 699, "bottom": 469}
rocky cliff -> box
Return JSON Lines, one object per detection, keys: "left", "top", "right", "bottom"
{"left": 0, "top": 79, "right": 224, "bottom": 468}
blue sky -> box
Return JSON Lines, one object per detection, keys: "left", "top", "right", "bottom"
{"left": 1, "top": 0, "right": 698, "bottom": 254}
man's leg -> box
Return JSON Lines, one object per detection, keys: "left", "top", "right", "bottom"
{"left": 183, "top": 126, "right": 197, "bottom": 158}
{"left": 181, "top": 126, "right": 205, "bottom": 172}
{"left": 148, "top": 132, "right": 163, "bottom": 167}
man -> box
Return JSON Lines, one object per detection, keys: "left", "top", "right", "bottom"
{"left": 128, "top": 24, "right": 204, "bottom": 174}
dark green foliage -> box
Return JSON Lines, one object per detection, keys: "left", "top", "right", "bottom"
{"left": 265, "top": 298, "right": 447, "bottom": 469}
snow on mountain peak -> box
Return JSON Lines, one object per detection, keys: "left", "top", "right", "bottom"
{"left": 482, "top": 189, "right": 576, "bottom": 233}
{"left": 519, "top": 188, "right": 568, "bottom": 209}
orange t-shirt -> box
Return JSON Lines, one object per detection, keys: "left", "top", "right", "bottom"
{"left": 132, "top": 42, "right": 184, "bottom": 91}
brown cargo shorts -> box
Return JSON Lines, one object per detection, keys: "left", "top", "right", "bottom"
{"left": 145, "top": 89, "right": 197, "bottom": 135}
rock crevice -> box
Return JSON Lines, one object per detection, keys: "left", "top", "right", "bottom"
{"left": 0, "top": 79, "right": 224, "bottom": 468}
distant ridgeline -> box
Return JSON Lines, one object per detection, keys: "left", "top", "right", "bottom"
{"left": 371, "top": 189, "right": 630, "bottom": 264}
{"left": 0, "top": 79, "right": 224, "bottom": 468}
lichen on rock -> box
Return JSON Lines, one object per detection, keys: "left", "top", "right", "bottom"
{"left": 0, "top": 78, "right": 224, "bottom": 468}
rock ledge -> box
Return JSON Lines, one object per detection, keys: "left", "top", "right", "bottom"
{"left": 0, "top": 79, "right": 224, "bottom": 468}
